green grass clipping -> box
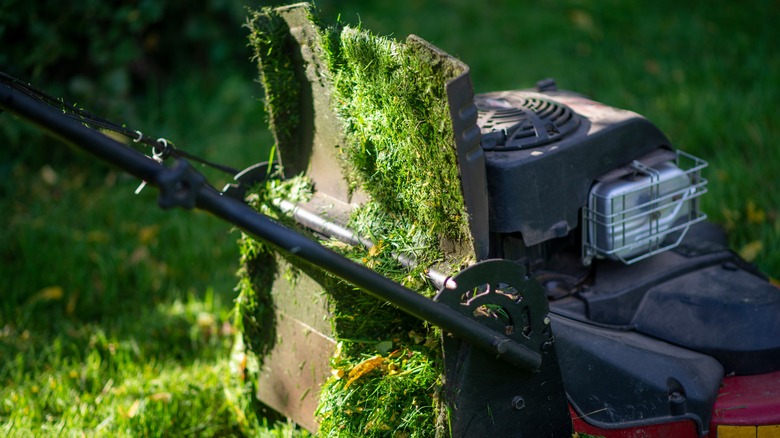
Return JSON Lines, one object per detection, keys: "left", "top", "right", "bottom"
{"left": 241, "top": 4, "right": 475, "bottom": 437}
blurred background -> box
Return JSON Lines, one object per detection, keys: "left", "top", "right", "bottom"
{"left": 1, "top": 0, "right": 778, "bottom": 434}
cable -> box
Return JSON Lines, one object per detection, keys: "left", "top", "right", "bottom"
{"left": 0, "top": 71, "right": 239, "bottom": 175}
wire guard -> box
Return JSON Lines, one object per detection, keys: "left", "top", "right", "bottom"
{"left": 582, "top": 150, "right": 708, "bottom": 265}
{"left": 157, "top": 159, "right": 206, "bottom": 210}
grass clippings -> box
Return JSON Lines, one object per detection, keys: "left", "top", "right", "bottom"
{"left": 241, "top": 3, "right": 475, "bottom": 437}
{"left": 322, "top": 25, "right": 473, "bottom": 265}
{"left": 236, "top": 175, "right": 443, "bottom": 437}
{"left": 246, "top": 7, "right": 302, "bottom": 173}
{"left": 235, "top": 174, "right": 314, "bottom": 366}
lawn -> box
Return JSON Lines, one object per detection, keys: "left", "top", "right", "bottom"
{"left": 1, "top": 0, "right": 778, "bottom": 436}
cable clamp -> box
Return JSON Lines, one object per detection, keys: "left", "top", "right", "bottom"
{"left": 157, "top": 159, "right": 206, "bottom": 210}
{"left": 153, "top": 138, "right": 174, "bottom": 161}
{"left": 135, "top": 139, "right": 172, "bottom": 194}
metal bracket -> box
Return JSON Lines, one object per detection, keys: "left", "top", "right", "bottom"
{"left": 157, "top": 159, "right": 206, "bottom": 210}
{"left": 435, "top": 259, "right": 572, "bottom": 437}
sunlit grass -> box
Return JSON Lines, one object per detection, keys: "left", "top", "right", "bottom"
{"left": 0, "top": 70, "right": 284, "bottom": 435}
{"left": 1, "top": 291, "right": 241, "bottom": 435}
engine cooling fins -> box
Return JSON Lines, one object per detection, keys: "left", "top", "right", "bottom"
{"left": 476, "top": 91, "right": 580, "bottom": 150}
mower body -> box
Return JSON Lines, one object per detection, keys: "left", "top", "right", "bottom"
{"left": 477, "top": 85, "right": 780, "bottom": 437}
{"left": 244, "top": 6, "right": 780, "bottom": 437}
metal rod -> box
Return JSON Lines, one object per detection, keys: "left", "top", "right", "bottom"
{"left": 274, "top": 198, "right": 372, "bottom": 248}
{"left": 197, "top": 189, "right": 541, "bottom": 370}
{"left": 0, "top": 82, "right": 541, "bottom": 371}
{"left": 274, "top": 198, "right": 453, "bottom": 290}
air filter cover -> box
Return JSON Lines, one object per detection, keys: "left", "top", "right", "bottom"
{"left": 475, "top": 91, "right": 580, "bottom": 150}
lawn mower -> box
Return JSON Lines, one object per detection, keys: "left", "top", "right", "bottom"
{"left": 2, "top": 4, "right": 779, "bottom": 437}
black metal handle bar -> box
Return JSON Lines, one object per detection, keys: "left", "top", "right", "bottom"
{"left": 0, "top": 82, "right": 542, "bottom": 371}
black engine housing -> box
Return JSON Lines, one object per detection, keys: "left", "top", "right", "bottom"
{"left": 476, "top": 84, "right": 780, "bottom": 435}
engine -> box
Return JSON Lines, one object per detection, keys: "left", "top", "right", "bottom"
{"left": 475, "top": 82, "right": 707, "bottom": 266}
{"left": 475, "top": 81, "right": 780, "bottom": 436}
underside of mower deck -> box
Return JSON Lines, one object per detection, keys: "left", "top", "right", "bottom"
{"left": 240, "top": 4, "right": 780, "bottom": 437}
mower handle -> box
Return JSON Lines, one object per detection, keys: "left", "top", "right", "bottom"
{"left": 0, "top": 82, "right": 542, "bottom": 371}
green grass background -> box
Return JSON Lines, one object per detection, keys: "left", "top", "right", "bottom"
{"left": 1, "top": 0, "right": 778, "bottom": 435}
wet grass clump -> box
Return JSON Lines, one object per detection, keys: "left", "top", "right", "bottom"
{"left": 236, "top": 175, "right": 443, "bottom": 437}
{"left": 234, "top": 175, "right": 314, "bottom": 368}
{"left": 242, "top": 3, "right": 476, "bottom": 436}
{"left": 246, "top": 8, "right": 301, "bottom": 165}
{"left": 322, "top": 26, "right": 473, "bottom": 264}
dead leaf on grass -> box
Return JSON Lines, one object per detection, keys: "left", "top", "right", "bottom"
{"left": 739, "top": 240, "right": 763, "bottom": 262}
{"left": 344, "top": 355, "right": 385, "bottom": 389}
